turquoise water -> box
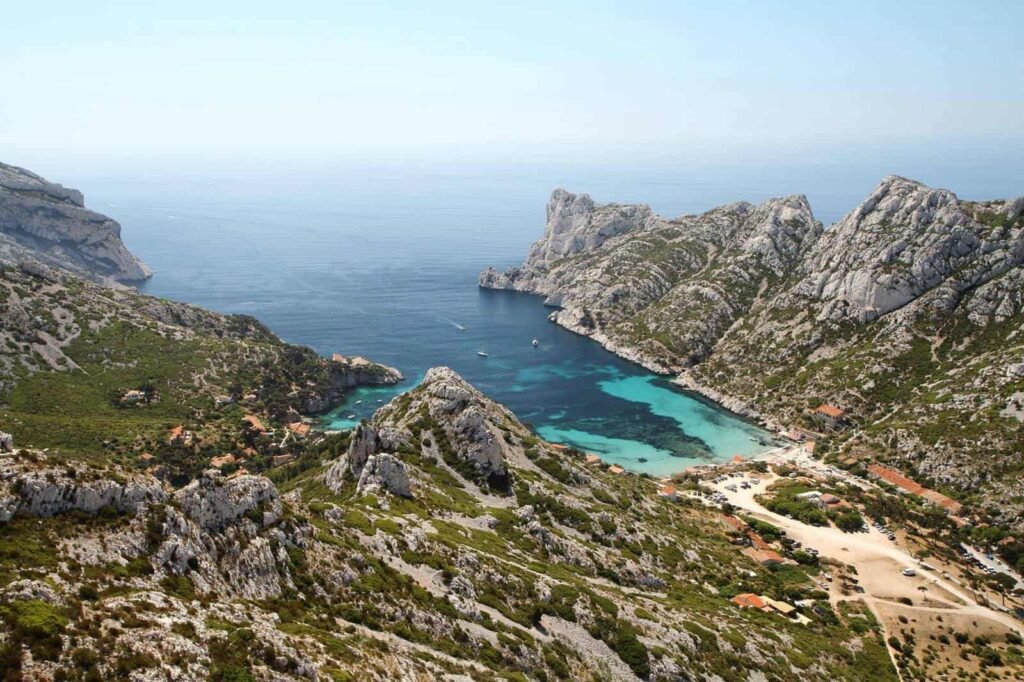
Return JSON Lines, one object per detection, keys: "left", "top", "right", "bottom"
{"left": 75, "top": 156, "right": 1018, "bottom": 475}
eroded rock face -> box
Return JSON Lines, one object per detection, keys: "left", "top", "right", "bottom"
{"left": 528, "top": 188, "right": 654, "bottom": 264}
{"left": 357, "top": 453, "right": 412, "bottom": 498}
{"left": 481, "top": 189, "right": 821, "bottom": 372}
{"left": 0, "top": 161, "right": 151, "bottom": 284}
{"left": 792, "top": 175, "right": 1024, "bottom": 323}
{"left": 325, "top": 423, "right": 412, "bottom": 498}
{"left": 373, "top": 367, "right": 517, "bottom": 493}
{"left": 0, "top": 459, "right": 165, "bottom": 523}
{"left": 174, "top": 470, "right": 282, "bottom": 531}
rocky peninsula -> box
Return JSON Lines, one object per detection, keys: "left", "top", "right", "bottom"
{"left": 482, "top": 176, "right": 1024, "bottom": 527}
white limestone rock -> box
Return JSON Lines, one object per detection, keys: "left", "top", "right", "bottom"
{"left": 0, "top": 459, "right": 165, "bottom": 523}
{"left": 356, "top": 453, "right": 412, "bottom": 498}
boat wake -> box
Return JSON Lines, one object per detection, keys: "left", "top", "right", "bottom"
{"left": 442, "top": 317, "right": 467, "bottom": 330}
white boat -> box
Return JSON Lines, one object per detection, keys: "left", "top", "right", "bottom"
{"left": 347, "top": 414, "right": 356, "bottom": 419}
{"left": 532, "top": 339, "right": 539, "bottom": 347}
{"left": 477, "top": 351, "right": 489, "bottom": 357}
{"left": 355, "top": 400, "right": 363, "bottom": 405}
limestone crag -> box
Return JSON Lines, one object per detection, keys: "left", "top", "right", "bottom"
{"left": 0, "top": 457, "right": 165, "bottom": 523}
{"left": 0, "top": 161, "right": 152, "bottom": 284}
{"left": 156, "top": 471, "right": 307, "bottom": 599}
{"left": 301, "top": 358, "right": 404, "bottom": 413}
{"left": 484, "top": 176, "right": 1024, "bottom": 525}
{"left": 791, "top": 175, "right": 1024, "bottom": 324}
{"left": 174, "top": 470, "right": 282, "bottom": 531}
{"left": 357, "top": 453, "right": 412, "bottom": 498}
{"left": 482, "top": 190, "right": 821, "bottom": 371}
{"left": 375, "top": 367, "right": 516, "bottom": 492}
{"left": 325, "top": 422, "right": 412, "bottom": 497}
{"left": 529, "top": 188, "right": 654, "bottom": 264}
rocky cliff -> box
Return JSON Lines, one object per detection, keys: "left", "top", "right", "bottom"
{"left": 0, "top": 162, "right": 151, "bottom": 285}
{"left": 481, "top": 188, "right": 822, "bottom": 372}
{"left": 484, "top": 177, "right": 1024, "bottom": 523}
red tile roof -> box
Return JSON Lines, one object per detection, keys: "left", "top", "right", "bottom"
{"left": 243, "top": 415, "right": 267, "bottom": 432}
{"left": 868, "top": 464, "right": 962, "bottom": 513}
{"left": 747, "top": 531, "right": 772, "bottom": 551}
{"left": 721, "top": 515, "right": 746, "bottom": 531}
{"left": 286, "top": 422, "right": 311, "bottom": 437}
{"left": 815, "top": 404, "right": 845, "bottom": 418}
{"left": 731, "top": 593, "right": 768, "bottom": 609}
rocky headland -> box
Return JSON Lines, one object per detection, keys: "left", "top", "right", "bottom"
{"left": 0, "top": 162, "right": 152, "bottom": 285}
{"left": 483, "top": 176, "right": 1024, "bottom": 524}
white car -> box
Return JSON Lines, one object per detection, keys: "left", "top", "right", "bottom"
{"left": 902, "top": 567, "right": 917, "bottom": 577}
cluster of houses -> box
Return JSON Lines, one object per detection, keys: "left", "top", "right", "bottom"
{"left": 730, "top": 593, "right": 811, "bottom": 625}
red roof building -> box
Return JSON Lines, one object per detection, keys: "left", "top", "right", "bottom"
{"left": 731, "top": 593, "right": 769, "bottom": 610}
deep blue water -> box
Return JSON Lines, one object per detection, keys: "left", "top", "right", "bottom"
{"left": 70, "top": 153, "right": 1023, "bottom": 476}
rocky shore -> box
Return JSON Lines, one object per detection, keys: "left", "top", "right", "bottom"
{"left": 482, "top": 177, "right": 1024, "bottom": 525}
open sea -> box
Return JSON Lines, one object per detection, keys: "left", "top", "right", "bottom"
{"left": 70, "top": 151, "right": 1023, "bottom": 477}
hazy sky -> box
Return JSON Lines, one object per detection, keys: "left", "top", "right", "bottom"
{"left": 2, "top": 1, "right": 1022, "bottom": 162}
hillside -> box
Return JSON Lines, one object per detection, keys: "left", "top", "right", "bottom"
{"left": 482, "top": 177, "right": 1024, "bottom": 526}
{"left": 0, "top": 261, "right": 401, "bottom": 481}
{"left": 0, "top": 366, "right": 897, "bottom": 680}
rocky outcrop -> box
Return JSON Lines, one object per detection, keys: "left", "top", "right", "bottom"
{"left": 325, "top": 423, "right": 412, "bottom": 497}
{"left": 154, "top": 471, "right": 303, "bottom": 600}
{"left": 377, "top": 367, "right": 514, "bottom": 492}
{"left": 174, "top": 470, "right": 282, "bottom": 531}
{"left": 0, "top": 161, "right": 151, "bottom": 284}
{"left": 482, "top": 189, "right": 821, "bottom": 371}
{"left": 357, "top": 453, "right": 412, "bottom": 498}
{"left": 0, "top": 458, "right": 165, "bottom": 523}
{"left": 300, "top": 356, "right": 404, "bottom": 413}
{"left": 485, "top": 177, "right": 1024, "bottom": 523}
{"left": 791, "top": 175, "right": 1024, "bottom": 323}
{"left": 528, "top": 188, "right": 654, "bottom": 264}
{"left": 328, "top": 355, "right": 404, "bottom": 388}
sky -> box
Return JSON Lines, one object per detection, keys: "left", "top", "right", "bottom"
{"left": 1, "top": 1, "right": 1023, "bottom": 166}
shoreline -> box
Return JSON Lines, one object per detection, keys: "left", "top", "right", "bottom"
{"left": 480, "top": 281, "right": 780, "bottom": 434}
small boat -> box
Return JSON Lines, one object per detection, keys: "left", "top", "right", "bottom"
{"left": 376, "top": 399, "right": 383, "bottom": 403}
{"left": 477, "top": 351, "right": 489, "bottom": 357}
{"left": 355, "top": 400, "right": 363, "bottom": 405}
{"left": 532, "top": 339, "right": 539, "bottom": 347}
{"left": 347, "top": 414, "right": 356, "bottom": 419}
